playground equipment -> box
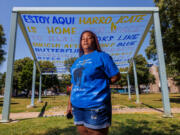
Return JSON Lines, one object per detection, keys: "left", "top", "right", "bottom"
{"left": 1, "top": 7, "right": 171, "bottom": 122}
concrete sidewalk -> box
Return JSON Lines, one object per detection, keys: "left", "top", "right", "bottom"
{"left": 1, "top": 107, "right": 180, "bottom": 121}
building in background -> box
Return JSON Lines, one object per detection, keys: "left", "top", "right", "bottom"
{"left": 149, "top": 65, "right": 180, "bottom": 93}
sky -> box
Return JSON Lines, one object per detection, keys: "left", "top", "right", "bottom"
{"left": 0, "top": 0, "right": 155, "bottom": 73}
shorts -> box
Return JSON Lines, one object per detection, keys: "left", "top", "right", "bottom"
{"left": 72, "top": 103, "right": 112, "bottom": 129}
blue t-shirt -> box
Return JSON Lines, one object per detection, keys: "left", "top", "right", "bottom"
{"left": 70, "top": 50, "right": 119, "bottom": 108}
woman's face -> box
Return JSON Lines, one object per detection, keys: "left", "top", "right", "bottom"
{"left": 81, "top": 32, "right": 95, "bottom": 51}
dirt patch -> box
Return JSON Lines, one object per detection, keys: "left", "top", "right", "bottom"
{"left": 1, "top": 107, "right": 180, "bottom": 121}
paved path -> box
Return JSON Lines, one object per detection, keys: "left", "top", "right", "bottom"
{"left": 1, "top": 107, "right": 180, "bottom": 121}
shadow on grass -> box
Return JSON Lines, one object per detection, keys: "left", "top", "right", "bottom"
{"left": 141, "top": 103, "right": 163, "bottom": 112}
{"left": 170, "top": 98, "right": 180, "bottom": 104}
{"left": 110, "top": 119, "right": 180, "bottom": 135}
{"left": 171, "top": 95, "right": 180, "bottom": 98}
{"left": 32, "top": 119, "right": 180, "bottom": 135}
{"left": 0, "top": 101, "right": 19, "bottom": 106}
{"left": 35, "top": 126, "right": 78, "bottom": 135}
{"left": 38, "top": 102, "right": 48, "bottom": 117}
{"left": 41, "top": 97, "right": 53, "bottom": 99}
{"left": 153, "top": 98, "right": 180, "bottom": 104}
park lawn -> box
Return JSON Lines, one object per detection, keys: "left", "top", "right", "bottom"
{"left": 0, "top": 114, "right": 180, "bottom": 135}
{"left": 0, "top": 93, "right": 180, "bottom": 113}
{"left": 112, "top": 93, "right": 180, "bottom": 108}
{"left": 0, "top": 95, "right": 69, "bottom": 113}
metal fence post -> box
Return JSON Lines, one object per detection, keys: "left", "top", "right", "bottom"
{"left": 38, "top": 74, "right": 42, "bottom": 102}
{"left": 30, "top": 61, "right": 36, "bottom": 106}
{"left": 127, "top": 74, "right": 131, "bottom": 100}
{"left": 1, "top": 12, "right": 18, "bottom": 122}
{"left": 153, "top": 11, "right": 171, "bottom": 117}
{"left": 132, "top": 59, "right": 140, "bottom": 104}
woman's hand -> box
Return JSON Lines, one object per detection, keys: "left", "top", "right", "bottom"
{"left": 110, "top": 72, "right": 121, "bottom": 84}
{"left": 66, "top": 103, "right": 73, "bottom": 119}
{"left": 66, "top": 84, "right": 73, "bottom": 117}
{"left": 66, "top": 103, "right": 72, "bottom": 114}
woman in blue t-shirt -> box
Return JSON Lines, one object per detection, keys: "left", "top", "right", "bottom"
{"left": 67, "top": 30, "right": 121, "bottom": 135}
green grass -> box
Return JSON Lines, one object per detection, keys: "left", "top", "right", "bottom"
{"left": 0, "top": 95, "right": 69, "bottom": 113}
{"left": 112, "top": 93, "right": 180, "bottom": 108}
{"left": 0, "top": 93, "right": 180, "bottom": 113}
{"left": 0, "top": 114, "right": 180, "bottom": 135}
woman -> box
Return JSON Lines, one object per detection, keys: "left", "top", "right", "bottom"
{"left": 67, "top": 30, "right": 121, "bottom": 135}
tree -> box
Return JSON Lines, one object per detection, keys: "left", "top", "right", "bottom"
{"left": 128, "top": 55, "right": 155, "bottom": 93}
{"left": 145, "top": 0, "right": 180, "bottom": 84}
{"left": 0, "top": 25, "right": 6, "bottom": 65}
{"left": 59, "top": 74, "right": 71, "bottom": 93}
{"left": 114, "top": 73, "right": 127, "bottom": 87}
{"left": 11, "top": 57, "right": 59, "bottom": 97}
{"left": 0, "top": 72, "right": 5, "bottom": 94}
{"left": 39, "top": 61, "right": 59, "bottom": 91}
{"left": 13, "top": 57, "right": 34, "bottom": 96}
{"left": 0, "top": 73, "right": 3, "bottom": 94}
{"left": 59, "top": 57, "right": 78, "bottom": 92}
{"left": 64, "top": 57, "right": 78, "bottom": 72}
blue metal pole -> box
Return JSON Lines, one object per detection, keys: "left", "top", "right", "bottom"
{"left": 38, "top": 74, "right": 42, "bottom": 102}
{"left": 1, "top": 12, "right": 18, "bottom": 122}
{"left": 153, "top": 11, "right": 171, "bottom": 116}
{"left": 31, "top": 61, "right": 36, "bottom": 106}
{"left": 127, "top": 74, "right": 131, "bottom": 100}
{"left": 132, "top": 59, "right": 140, "bottom": 104}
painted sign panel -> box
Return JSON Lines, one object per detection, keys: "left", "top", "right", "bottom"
{"left": 21, "top": 14, "right": 151, "bottom": 74}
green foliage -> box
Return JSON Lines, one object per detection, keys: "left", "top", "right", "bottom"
{"left": 0, "top": 25, "right": 6, "bottom": 65}
{"left": 128, "top": 55, "right": 155, "bottom": 93}
{"left": 0, "top": 73, "right": 3, "bottom": 94}
{"left": 59, "top": 57, "right": 77, "bottom": 92}
{"left": 8, "top": 57, "right": 59, "bottom": 96}
{"left": 59, "top": 74, "right": 71, "bottom": 92}
{"left": 64, "top": 57, "right": 78, "bottom": 72}
{"left": 115, "top": 73, "right": 127, "bottom": 86}
{"left": 108, "top": 55, "right": 155, "bottom": 92}
{"left": 39, "top": 61, "right": 59, "bottom": 90}
{"left": 145, "top": 0, "right": 180, "bottom": 84}
{"left": 12, "top": 57, "right": 33, "bottom": 96}
{"left": 0, "top": 72, "right": 5, "bottom": 94}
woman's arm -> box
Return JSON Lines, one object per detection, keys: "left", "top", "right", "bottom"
{"left": 67, "top": 84, "right": 73, "bottom": 114}
{"left": 109, "top": 72, "right": 121, "bottom": 84}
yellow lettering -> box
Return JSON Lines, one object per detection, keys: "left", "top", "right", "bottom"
{"left": 111, "top": 22, "right": 117, "bottom": 32}
{"left": 63, "top": 28, "right": 70, "bottom": 34}
{"left": 100, "top": 43, "right": 115, "bottom": 47}
{"left": 46, "top": 43, "right": 50, "bottom": 47}
{"left": 75, "top": 44, "right": 78, "bottom": 48}
{"left": 79, "top": 17, "right": 82, "bottom": 24}
{"left": 32, "top": 42, "right": 36, "bottom": 46}
{"left": 105, "top": 17, "right": 112, "bottom": 24}
{"left": 124, "top": 16, "right": 134, "bottom": 23}
{"left": 87, "top": 17, "right": 92, "bottom": 24}
{"left": 47, "top": 26, "right": 54, "bottom": 34}
{"left": 64, "top": 44, "right": 69, "bottom": 48}
{"left": 27, "top": 26, "right": 36, "bottom": 33}
{"left": 72, "top": 27, "right": 76, "bottom": 34}
{"left": 83, "top": 17, "right": 87, "bottom": 24}
{"left": 110, "top": 43, "right": 115, "bottom": 47}
{"left": 31, "top": 27, "right": 37, "bottom": 33}
{"left": 37, "top": 43, "right": 43, "bottom": 47}
{"left": 55, "top": 27, "right": 61, "bottom": 34}
{"left": 27, "top": 26, "right": 31, "bottom": 32}
{"left": 55, "top": 43, "right": 60, "bottom": 48}
{"left": 136, "top": 14, "right": 146, "bottom": 22}
{"left": 99, "top": 17, "right": 105, "bottom": 24}
{"left": 116, "top": 16, "right": 128, "bottom": 24}
{"left": 93, "top": 17, "right": 98, "bottom": 24}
